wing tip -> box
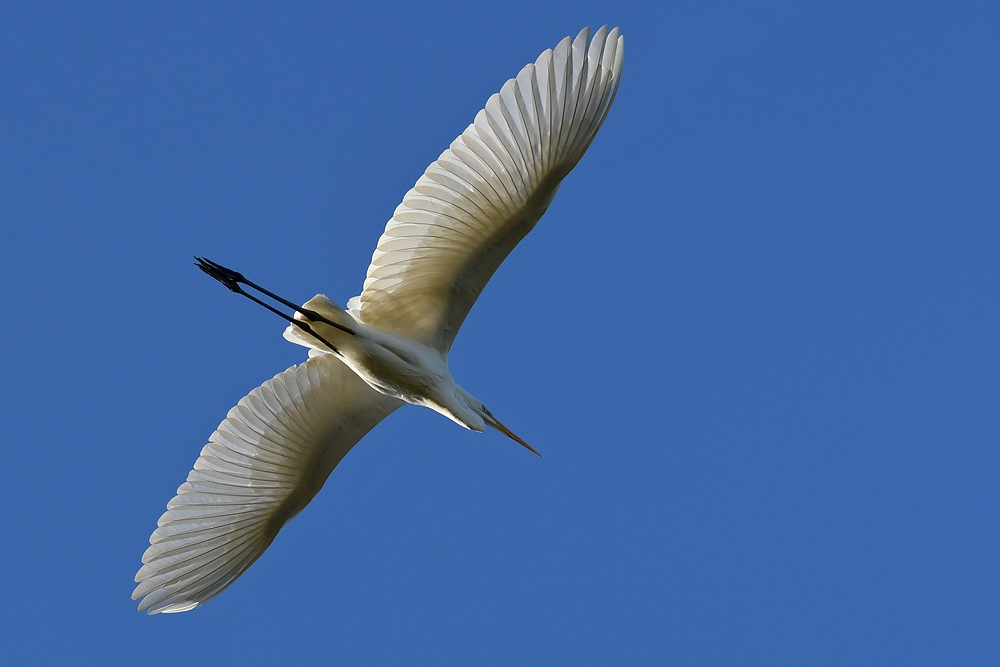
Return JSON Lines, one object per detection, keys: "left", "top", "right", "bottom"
{"left": 135, "top": 589, "right": 203, "bottom": 615}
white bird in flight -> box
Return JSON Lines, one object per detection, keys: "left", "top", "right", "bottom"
{"left": 134, "top": 26, "right": 623, "bottom": 614}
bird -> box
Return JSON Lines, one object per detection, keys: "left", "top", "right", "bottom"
{"left": 133, "top": 26, "right": 624, "bottom": 614}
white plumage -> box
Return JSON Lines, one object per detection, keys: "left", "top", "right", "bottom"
{"left": 135, "top": 26, "right": 623, "bottom": 614}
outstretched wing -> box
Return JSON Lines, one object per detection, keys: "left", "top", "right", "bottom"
{"left": 351, "top": 26, "right": 624, "bottom": 351}
{"left": 133, "top": 354, "right": 402, "bottom": 614}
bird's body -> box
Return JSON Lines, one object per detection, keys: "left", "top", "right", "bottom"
{"left": 285, "top": 294, "right": 479, "bottom": 432}
{"left": 134, "top": 26, "right": 623, "bottom": 614}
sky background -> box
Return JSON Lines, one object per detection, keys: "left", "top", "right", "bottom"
{"left": 1, "top": 1, "right": 998, "bottom": 664}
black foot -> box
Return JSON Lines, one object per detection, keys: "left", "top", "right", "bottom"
{"left": 191, "top": 255, "right": 355, "bottom": 353}
{"left": 194, "top": 257, "right": 246, "bottom": 293}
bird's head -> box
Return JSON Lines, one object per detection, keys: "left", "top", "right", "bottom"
{"left": 454, "top": 388, "right": 540, "bottom": 457}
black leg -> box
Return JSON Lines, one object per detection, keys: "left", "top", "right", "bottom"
{"left": 193, "top": 256, "right": 355, "bottom": 353}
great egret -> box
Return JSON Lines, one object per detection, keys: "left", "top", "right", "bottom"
{"left": 134, "top": 26, "right": 624, "bottom": 614}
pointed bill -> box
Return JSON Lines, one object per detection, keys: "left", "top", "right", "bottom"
{"left": 486, "top": 415, "right": 541, "bottom": 457}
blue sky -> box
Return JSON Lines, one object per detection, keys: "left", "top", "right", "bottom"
{"left": 1, "top": 1, "right": 998, "bottom": 664}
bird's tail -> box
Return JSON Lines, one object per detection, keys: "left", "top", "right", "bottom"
{"left": 282, "top": 294, "right": 358, "bottom": 354}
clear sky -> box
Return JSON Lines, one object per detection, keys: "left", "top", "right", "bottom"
{"left": 1, "top": 1, "right": 998, "bottom": 664}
